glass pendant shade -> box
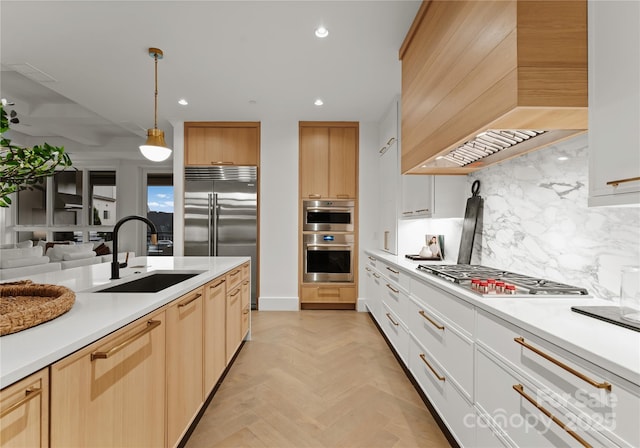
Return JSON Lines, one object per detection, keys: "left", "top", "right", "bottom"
{"left": 139, "top": 128, "right": 171, "bottom": 162}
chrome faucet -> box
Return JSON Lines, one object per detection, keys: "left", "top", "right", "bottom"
{"left": 111, "top": 215, "right": 158, "bottom": 279}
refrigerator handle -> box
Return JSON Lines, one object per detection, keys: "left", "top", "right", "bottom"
{"left": 211, "top": 193, "right": 218, "bottom": 256}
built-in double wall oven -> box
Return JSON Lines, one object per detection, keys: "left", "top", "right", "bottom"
{"left": 302, "top": 200, "right": 354, "bottom": 283}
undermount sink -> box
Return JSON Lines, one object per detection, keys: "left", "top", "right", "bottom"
{"left": 95, "top": 272, "right": 203, "bottom": 293}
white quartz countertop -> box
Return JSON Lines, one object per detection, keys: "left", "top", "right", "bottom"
{"left": 365, "top": 249, "right": 640, "bottom": 386}
{"left": 0, "top": 256, "right": 249, "bottom": 388}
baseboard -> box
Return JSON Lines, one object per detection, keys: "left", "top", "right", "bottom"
{"left": 257, "top": 296, "right": 299, "bottom": 311}
{"left": 356, "top": 297, "right": 368, "bottom": 312}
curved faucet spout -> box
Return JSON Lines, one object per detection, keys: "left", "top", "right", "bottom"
{"left": 111, "top": 215, "right": 158, "bottom": 279}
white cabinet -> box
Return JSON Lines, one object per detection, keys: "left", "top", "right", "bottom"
{"left": 401, "top": 175, "right": 467, "bottom": 219}
{"left": 378, "top": 98, "right": 401, "bottom": 254}
{"left": 588, "top": 0, "right": 640, "bottom": 207}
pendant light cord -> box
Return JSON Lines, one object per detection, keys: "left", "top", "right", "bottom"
{"left": 153, "top": 51, "right": 159, "bottom": 130}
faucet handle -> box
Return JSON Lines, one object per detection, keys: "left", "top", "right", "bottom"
{"left": 118, "top": 251, "right": 130, "bottom": 268}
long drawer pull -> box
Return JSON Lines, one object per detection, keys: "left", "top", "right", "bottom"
{"left": 178, "top": 293, "right": 202, "bottom": 308}
{"left": 386, "top": 267, "right": 399, "bottom": 274}
{"left": 419, "top": 354, "right": 445, "bottom": 381}
{"left": 514, "top": 337, "right": 611, "bottom": 391}
{"left": 415, "top": 209, "right": 430, "bottom": 213}
{"left": 209, "top": 279, "right": 226, "bottom": 288}
{"left": 385, "top": 284, "right": 399, "bottom": 294}
{"left": 230, "top": 289, "right": 241, "bottom": 297}
{"left": 0, "top": 387, "right": 42, "bottom": 418}
{"left": 91, "top": 320, "right": 161, "bottom": 361}
{"left": 368, "top": 256, "right": 376, "bottom": 261}
{"left": 606, "top": 176, "right": 640, "bottom": 187}
{"left": 513, "top": 384, "right": 591, "bottom": 448}
{"left": 229, "top": 269, "right": 241, "bottom": 277}
{"left": 385, "top": 313, "right": 399, "bottom": 326}
{"left": 373, "top": 273, "right": 380, "bottom": 279}
{"left": 418, "top": 310, "right": 445, "bottom": 330}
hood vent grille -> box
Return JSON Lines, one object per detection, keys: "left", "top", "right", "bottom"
{"left": 441, "top": 130, "right": 547, "bottom": 166}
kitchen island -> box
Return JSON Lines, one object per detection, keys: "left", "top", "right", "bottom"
{"left": 1, "top": 256, "right": 251, "bottom": 448}
{"left": 364, "top": 249, "right": 640, "bottom": 448}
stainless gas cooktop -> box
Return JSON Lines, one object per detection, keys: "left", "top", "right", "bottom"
{"left": 417, "top": 264, "right": 590, "bottom": 297}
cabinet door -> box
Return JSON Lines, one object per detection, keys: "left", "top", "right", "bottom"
{"left": 300, "top": 127, "right": 329, "bottom": 198}
{"left": 328, "top": 126, "right": 358, "bottom": 199}
{"left": 167, "top": 288, "right": 204, "bottom": 448}
{"left": 0, "top": 368, "right": 48, "bottom": 448}
{"left": 401, "top": 175, "right": 433, "bottom": 218}
{"left": 204, "top": 276, "right": 227, "bottom": 396}
{"left": 588, "top": 0, "right": 640, "bottom": 206}
{"left": 226, "top": 284, "right": 243, "bottom": 363}
{"left": 185, "top": 124, "right": 259, "bottom": 166}
{"left": 50, "top": 311, "right": 166, "bottom": 448}
{"left": 379, "top": 144, "right": 398, "bottom": 253}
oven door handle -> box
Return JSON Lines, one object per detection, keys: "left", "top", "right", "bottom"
{"left": 306, "top": 244, "right": 353, "bottom": 249}
{"left": 307, "top": 207, "right": 352, "bottom": 212}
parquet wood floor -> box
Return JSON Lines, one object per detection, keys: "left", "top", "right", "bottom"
{"left": 185, "top": 310, "right": 451, "bottom": 448}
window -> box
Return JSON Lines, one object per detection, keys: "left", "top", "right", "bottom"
{"left": 103, "top": 210, "right": 109, "bottom": 220}
{"left": 147, "top": 174, "right": 173, "bottom": 256}
{"left": 53, "top": 171, "right": 83, "bottom": 225}
{"left": 16, "top": 181, "right": 47, "bottom": 225}
{"left": 89, "top": 171, "right": 116, "bottom": 225}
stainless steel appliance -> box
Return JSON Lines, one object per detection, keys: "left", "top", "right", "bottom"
{"left": 303, "top": 233, "right": 354, "bottom": 283}
{"left": 302, "top": 200, "right": 354, "bottom": 232}
{"left": 417, "top": 264, "right": 590, "bottom": 298}
{"left": 185, "top": 166, "right": 257, "bottom": 308}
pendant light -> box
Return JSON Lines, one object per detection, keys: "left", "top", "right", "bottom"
{"left": 139, "top": 47, "right": 172, "bottom": 162}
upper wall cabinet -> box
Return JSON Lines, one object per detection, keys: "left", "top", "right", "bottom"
{"left": 184, "top": 122, "right": 260, "bottom": 166}
{"left": 587, "top": 0, "right": 640, "bottom": 207}
{"left": 399, "top": 0, "right": 588, "bottom": 175}
{"left": 299, "top": 122, "right": 359, "bottom": 199}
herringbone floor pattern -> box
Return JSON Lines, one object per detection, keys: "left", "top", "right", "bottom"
{"left": 185, "top": 310, "right": 451, "bottom": 448}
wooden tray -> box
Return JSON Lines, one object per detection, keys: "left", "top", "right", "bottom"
{"left": 0, "top": 280, "right": 75, "bottom": 336}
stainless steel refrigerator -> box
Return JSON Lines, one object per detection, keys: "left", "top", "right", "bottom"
{"left": 184, "top": 166, "right": 257, "bottom": 308}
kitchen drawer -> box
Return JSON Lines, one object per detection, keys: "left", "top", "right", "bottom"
{"left": 241, "top": 262, "right": 250, "bottom": 281}
{"left": 411, "top": 278, "right": 474, "bottom": 337}
{"left": 380, "top": 302, "right": 409, "bottom": 364}
{"left": 367, "top": 268, "right": 384, "bottom": 322}
{"left": 477, "top": 309, "right": 640, "bottom": 447}
{"left": 300, "top": 285, "right": 356, "bottom": 303}
{"left": 409, "top": 297, "right": 473, "bottom": 398}
{"left": 476, "top": 348, "right": 617, "bottom": 448}
{"left": 378, "top": 261, "right": 410, "bottom": 292}
{"left": 380, "top": 278, "right": 409, "bottom": 327}
{"left": 366, "top": 255, "right": 377, "bottom": 270}
{"left": 408, "top": 335, "right": 475, "bottom": 448}
{"left": 226, "top": 265, "right": 243, "bottom": 291}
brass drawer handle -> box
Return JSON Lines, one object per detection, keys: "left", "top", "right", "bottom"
{"left": 513, "top": 384, "right": 591, "bottom": 448}
{"left": 209, "top": 279, "right": 225, "bottom": 288}
{"left": 365, "top": 267, "right": 372, "bottom": 272}
{"left": 379, "top": 145, "right": 388, "bottom": 154}
{"left": 402, "top": 211, "right": 414, "bottom": 215}
{"left": 386, "top": 267, "right": 399, "bottom": 274}
{"left": 419, "top": 353, "right": 445, "bottom": 382}
{"left": 308, "top": 194, "right": 321, "bottom": 199}
{"left": 514, "top": 337, "right": 611, "bottom": 391}
{"left": 373, "top": 273, "right": 380, "bottom": 279}
{"left": 336, "top": 194, "right": 350, "bottom": 199}
{"left": 418, "top": 310, "right": 445, "bottom": 330}
{"left": 91, "top": 320, "right": 161, "bottom": 361}
{"left": 386, "top": 137, "right": 396, "bottom": 146}
{"left": 415, "top": 209, "right": 429, "bottom": 213}
{"left": 230, "top": 269, "right": 241, "bottom": 277}
{"left": 230, "top": 289, "right": 241, "bottom": 297}
{"left": 0, "top": 387, "right": 42, "bottom": 418}
{"left": 211, "top": 161, "right": 233, "bottom": 165}
{"left": 385, "top": 312, "right": 399, "bottom": 326}
{"left": 178, "top": 292, "right": 202, "bottom": 308}
{"left": 368, "top": 256, "right": 376, "bottom": 261}
{"left": 606, "top": 176, "right": 640, "bottom": 187}
{"left": 385, "top": 284, "right": 399, "bottom": 294}
{"left": 243, "top": 280, "right": 249, "bottom": 285}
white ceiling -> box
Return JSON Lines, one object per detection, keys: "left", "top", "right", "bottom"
{"left": 0, "top": 0, "right": 421, "bottom": 162}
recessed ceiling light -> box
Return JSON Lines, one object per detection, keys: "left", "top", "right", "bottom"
{"left": 315, "top": 26, "right": 329, "bottom": 38}
{"left": 178, "top": 98, "right": 188, "bottom": 106}
{"left": 558, "top": 156, "right": 569, "bottom": 161}
{"left": 314, "top": 99, "right": 324, "bottom": 106}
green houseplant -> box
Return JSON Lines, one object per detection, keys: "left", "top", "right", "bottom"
{"left": 0, "top": 105, "right": 72, "bottom": 207}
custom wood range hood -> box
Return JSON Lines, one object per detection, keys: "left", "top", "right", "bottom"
{"left": 400, "top": 0, "right": 588, "bottom": 175}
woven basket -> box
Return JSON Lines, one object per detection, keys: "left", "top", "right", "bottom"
{"left": 0, "top": 280, "right": 76, "bottom": 336}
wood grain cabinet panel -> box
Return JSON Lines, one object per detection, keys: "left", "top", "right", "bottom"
{"left": 0, "top": 368, "right": 49, "bottom": 448}
{"left": 225, "top": 284, "right": 243, "bottom": 364}
{"left": 166, "top": 287, "right": 204, "bottom": 448}
{"left": 400, "top": 0, "right": 588, "bottom": 174}
{"left": 185, "top": 122, "right": 259, "bottom": 166}
{"left": 203, "top": 276, "right": 227, "bottom": 396}
{"left": 50, "top": 311, "right": 166, "bottom": 448}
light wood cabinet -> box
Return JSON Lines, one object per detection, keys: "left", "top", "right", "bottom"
{"left": 299, "top": 122, "right": 358, "bottom": 199}
{"left": 50, "top": 310, "right": 166, "bottom": 448}
{"left": 0, "top": 368, "right": 49, "bottom": 448}
{"left": 300, "top": 285, "right": 356, "bottom": 304}
{"left": 241, "top": 279, "right": 250, "bottom": 338}
{"left": 185, "top": 122, "right": 260, "bottom": 166}
{"left": 203, "top": 276, "right": 227, "bottom": 396}
{"left": 225, "top": 282, "right": 243, "bottom": 363}
{"left": 400, "top": 0, "right": 587, "bottom": 174}
{"left": 587, "top": 0, "right": 640, "bottom": 206}
{"left": 166, "top": 288, "right": 204, "bottom": 448}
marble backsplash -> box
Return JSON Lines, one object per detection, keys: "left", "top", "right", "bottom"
{"left": 468, "top": 133, "right": 640, "bottom": 300}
